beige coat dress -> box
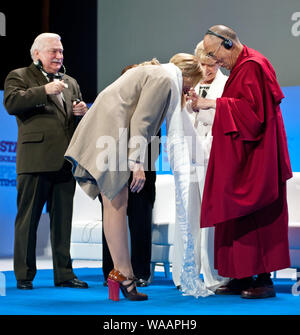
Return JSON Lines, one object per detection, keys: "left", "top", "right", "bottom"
{"left": 65, "top": 63, "right": 182, "bottom": 200}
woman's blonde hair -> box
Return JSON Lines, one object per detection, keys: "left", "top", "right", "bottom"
{"left": 169, "top": 53, "right": 203, "bottom": 87}
{"left": 139, "top": 58, "right": 160, "bottom": 66}
{"left": 194, "top": 40, "right": 215, "bottom": 64}
{"left": 121, "top": 58, "right": 160, "bottom": 75}
{"left": 169, "top": 53, "right": 202, "bottom": 108}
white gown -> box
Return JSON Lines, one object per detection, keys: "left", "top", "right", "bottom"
{"left": 167, "top": 69, "right": 229, "bottom": 297}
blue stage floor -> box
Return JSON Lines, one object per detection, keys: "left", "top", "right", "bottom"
{"left": 0, "top": 268, "right": 300, "bottom": 316}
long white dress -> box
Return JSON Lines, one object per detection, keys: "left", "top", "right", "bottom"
{"left": 168, "top": 69, "right": 229, "bottom": 297}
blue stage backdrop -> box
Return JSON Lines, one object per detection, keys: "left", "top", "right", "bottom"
{"left": 281, "top": 86, "right": 300, "bottom": 172}
{"left": 0, "top": 87, "right": 299, "bottom": 257}
{"left": 0, "top": 90, "right": 18, "bottom": 257}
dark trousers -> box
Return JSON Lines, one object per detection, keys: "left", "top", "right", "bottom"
{"left": 14, "top": 164, "right": 76, "bottom": 284}
{"left": 101, "top": 171, "right": 156, "bottom": 281}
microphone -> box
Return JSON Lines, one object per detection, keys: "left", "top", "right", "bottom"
{"left": 73, "top": 98, "right": 83, "bottom": 126}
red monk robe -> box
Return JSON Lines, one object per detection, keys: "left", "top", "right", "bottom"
{"left": 200, "top": 45, "right": 292, "bottom": 279}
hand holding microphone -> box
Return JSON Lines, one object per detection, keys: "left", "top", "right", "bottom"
{"left": 72, "top": 99, "right": 88, "bottom": 126}
{"left": 72, "top": 99, "right": 87, "bottom": 116}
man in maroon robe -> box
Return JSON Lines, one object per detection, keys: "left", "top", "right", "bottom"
{"left": 189, "top": 25, "right": 292, "bottom": 299}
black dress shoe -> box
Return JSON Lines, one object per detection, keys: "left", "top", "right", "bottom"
{"left": 17, "top": 280, "right": 33, "bottom": 290}
{"left": 241, "top": 284, "right": 276, "bottom": 299}
{"left": 135, "top": 278, "right": 149, "bottom": 287}
{"left": 103, "top": 280, "right": 108, "bottom": 287}
{"left": 241, "top": 275, "right": 276, "bottom": 299}
{"left": 55, "top": 278, "right": 88, "bottom": 288}
{"left": 215, "top": 277, "right": 254, "bottom": 295}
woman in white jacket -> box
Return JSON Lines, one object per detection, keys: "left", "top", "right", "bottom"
{"left": 170, "top": 42, "right": 229, "bottom": 297}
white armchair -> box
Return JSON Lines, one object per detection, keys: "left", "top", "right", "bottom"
{"left": 150, "top": 174, "right": 176, "bottom": 279}
{"left": 70, "top": 186, "right": 102, "bottom": 261}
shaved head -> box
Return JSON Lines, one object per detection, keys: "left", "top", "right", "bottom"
{"left": 202, "top": 25, "right": 243, "bottom": 71}
{"left": 207, "top": 25, "right": 239, "bottom": 43}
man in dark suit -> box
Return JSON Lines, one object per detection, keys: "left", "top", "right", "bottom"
{"left": 3, "top": 33, "right": 88, "bottom": 290}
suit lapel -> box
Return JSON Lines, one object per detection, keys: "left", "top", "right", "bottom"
{"left": 29, "top": 63, "right": 48, "bottom": 86}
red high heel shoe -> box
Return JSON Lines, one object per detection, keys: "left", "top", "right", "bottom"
{"left": 108, "top": 269, "right": 148, "bottom": 301}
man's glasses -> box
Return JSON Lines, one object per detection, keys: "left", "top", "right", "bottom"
{"left": 206, "top": 43, "right": 222, "bottom": 60}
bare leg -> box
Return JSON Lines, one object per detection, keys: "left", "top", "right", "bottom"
{"left": 101, "top": 186, "right": 133, "bottom": 279}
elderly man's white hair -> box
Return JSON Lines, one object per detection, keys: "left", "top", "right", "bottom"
{"left": 30, "top": 33, "right": 61, "bottom": 61}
